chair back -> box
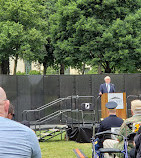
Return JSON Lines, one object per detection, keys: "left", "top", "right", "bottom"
{"left": 111, "top": 127, "right": 120, "bottom": 140}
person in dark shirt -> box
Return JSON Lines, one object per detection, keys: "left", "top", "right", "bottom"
{"left": 98, "top": 101, "right": 123, "bottom": 133}
{"left": 129, "top": 126, "right": 141, "bottom": 158}
{"left": 98, "top": 101, "right": 123, "bottom": 150}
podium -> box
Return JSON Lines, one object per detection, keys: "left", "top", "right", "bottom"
{"left": 101, "top": 92, "right": 127, "bottom": 119}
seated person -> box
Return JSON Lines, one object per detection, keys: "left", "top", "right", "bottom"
{"left": 0, "top": 87, "right": 41, "bottom": 158}
{"left": 98, "top": 101, "right": 123, "bottom": 147}
{"left": 7, "top": 103, "right": 14, "bottom": 120}
{"left": 129, "top": 126, "right": 141, "bottom": 158}
{"left": 7, "top": 104, "right": 31, "bottom": 128}
{"left": 104, "top": 100, "right": 141, "bottom": 158}
{"left": 134, "top": 127, "right": 141, "bottom": 158}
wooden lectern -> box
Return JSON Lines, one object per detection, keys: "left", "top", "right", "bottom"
{"left": 101, "top": 92, "right": 127, "bottom": 119}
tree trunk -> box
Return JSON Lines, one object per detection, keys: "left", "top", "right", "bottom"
{"left": 0, "top": 58, "right": 10, "bottom": 74}
{"left": 43, "top": 62, "right": 48, "bottom": 75}
{"left": 105, "top": 61, "right": 112, "bottom": 73}
{"left": 60, "top": 64, "right": 64, "bottom": 75}
{"left": 98, "top": 64, "right": 102, "bottom": 74}
{"left": 82, "top": 63, "right": 85, "bottom": 75}
{"left": 13, "top": 54, "right": 18, "bottom": 75}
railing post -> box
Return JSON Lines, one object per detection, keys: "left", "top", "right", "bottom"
{"left": 71, "top": 96, "right": 73, "bottom": 127}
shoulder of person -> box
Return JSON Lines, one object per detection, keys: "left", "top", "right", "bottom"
{"left": 110, "top": 83, "right": 115, "bottom": 86}
{"left": 117, "top": 117, "right": 124, "bottom": 124}
{"left": 102, "top": 116, "right": 110, "bottom": 122}
{"left": 8, "top": 119, "right": 34, "bottom": 133}
{"left": 126, "top": 116, "right": 138, "bottom": 122}
{"left": 101, "top": 83, "right": 105, "bottom": 86}
{"left": 121, "top": 116, "right": 135, "bottom": 128}
{"left": 117, "top": 116, "right": 123, "bottom": 121}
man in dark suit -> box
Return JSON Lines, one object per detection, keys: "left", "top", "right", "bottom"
{"left": 99, "top": 76, "right": 115, "bottom": 96}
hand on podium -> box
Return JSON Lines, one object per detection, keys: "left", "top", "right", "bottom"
{"left": 99, "top": 92, "right": 102, "bottom": 96}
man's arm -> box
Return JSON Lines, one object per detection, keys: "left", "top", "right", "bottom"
{"left": 118, "top": 121, "right": 131, "bottom": 142}
{"left": 28, "top": 130, "right": 42, "bottom": 158}
{"left": 99, "top": 84, "right": 103, "bottom": 96}
{"left": 98, "top": 121, "right": 104, "bottom": 133}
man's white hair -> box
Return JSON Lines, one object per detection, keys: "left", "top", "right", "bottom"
{"left": 104, "top": 76, "right": 111, "bottom": 81}
{"left": 131, "top": 100, "right": 141, "bottom": 114}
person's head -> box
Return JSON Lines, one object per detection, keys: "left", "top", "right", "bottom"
{"left": 106, "top": 101, "right": 117, "bottom": 115}
{"left": 0, "top": 87, "right": 10, "bottom": 118}
{"left": 104, "top": 76, "right": 111, "bottom": 84}
{"left": 131, "top": 100, "right": 141, "bottom": 116}
{"left": 7, "top": 104, "right": 14, "bottom": 120}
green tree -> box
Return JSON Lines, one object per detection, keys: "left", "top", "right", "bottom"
{"left": 50, "top": 0, "right": 141, "bottom": 73}
{"left": 37, "top": 0, "right": 57, "bottom": 75}
{"left": 0, "top": 0, "right": 47, "bottom": 74}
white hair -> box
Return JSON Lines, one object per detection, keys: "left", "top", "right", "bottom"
{"left": 131, "top": 100, "right": 141, "bottom": 114}
{"left": 104, "top": 76, "right": 111, "bottom": 81}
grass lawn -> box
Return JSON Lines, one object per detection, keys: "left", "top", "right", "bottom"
{"left": 39, "top": 133, "right": 92, "bottom": 158}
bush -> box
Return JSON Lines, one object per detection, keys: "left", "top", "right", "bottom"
{"left": 16, "top": 71, "right": 26, "bottom": 75}
{"left": 46, "top": 67, "right": 59, "bottom": 75}
{"left": 28, "top": 70, "right": 41, "bottom": 75}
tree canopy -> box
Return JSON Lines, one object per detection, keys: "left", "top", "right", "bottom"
{"left": 0, "top": 0, "right": 140, "bottom": 74}
{"left": 49, "top": 0, "right": 141, "bottom": 73}
{"left": 0, "top": 0, "right": 47, "bottom": 74}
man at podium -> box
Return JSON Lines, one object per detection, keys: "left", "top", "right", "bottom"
{"left": 99, "top": 76, "right": 115, "bottom": 96}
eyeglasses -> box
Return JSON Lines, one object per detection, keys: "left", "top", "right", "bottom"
{"left": 0, "top": 98, "right": 8, "bottom": 102}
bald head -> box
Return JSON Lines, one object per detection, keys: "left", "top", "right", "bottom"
{"left": 0, "top": 87, "right": 9, "bottom": 117}
{"left": 0, "top": 87, "right": 7, "bottom": 102}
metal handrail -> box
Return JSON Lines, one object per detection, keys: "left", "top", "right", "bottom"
{"left": 37, "top": 98, "right": 62, "bottom": 110}
{"left": 37, "top": 110, "right": 61, "bottom": 122}
{"left": 23, "top": 96, "right": 71, "bottom": 114}
{"left": 37, "top": 96, "right": 71, "bottom": 111}
{"left": 36, "top": 109, "right": 72, "bottom": 124}
{"left": 22, "top": 95, "right": 95, "bottom": 123}
{"left": 22, "top": 96, "right": 72, "bottom": 120}
{"left": 127, "top": 95, "right": 139, "bottom": 99}
{"left": 37, "top": 98, "right": 64, "bottom": 111}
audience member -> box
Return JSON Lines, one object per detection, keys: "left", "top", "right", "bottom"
{"left": 104, "top": 100, "right": 141, "bottom": 158}
{"left": 7, "top": 103, "right": 14, "bottom": 120}
{"left": 98, "top": 101, "right": 123, "bottom": 158}
{"left": 0, "top": 87, "right": 41, "bottom": 158}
